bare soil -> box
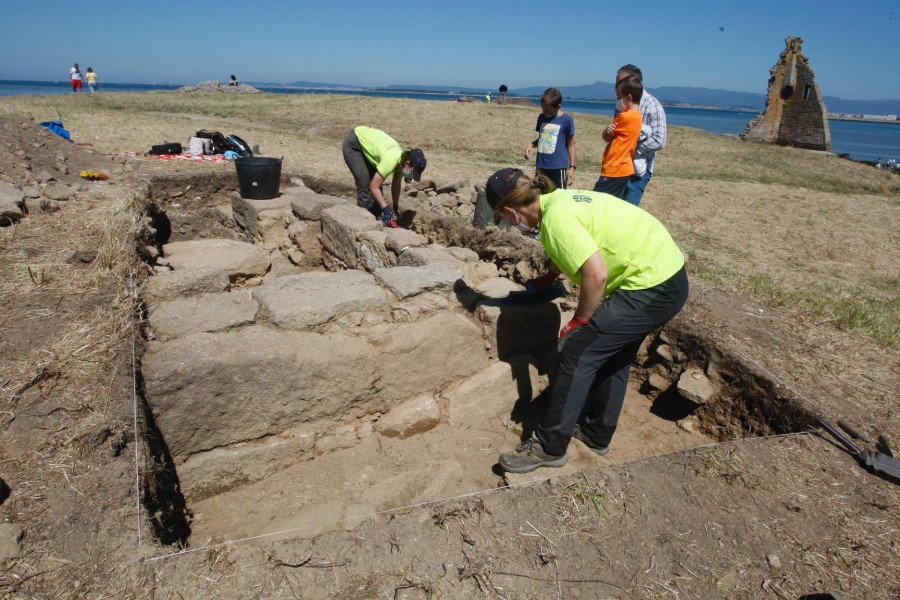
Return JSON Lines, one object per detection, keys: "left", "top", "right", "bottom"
{"left": 0, "top": 105, "right": 898, "bottom": 600}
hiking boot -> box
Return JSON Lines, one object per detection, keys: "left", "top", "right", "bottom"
{"left": 499, "top": 434, "right": 568, "bottom": 473}
{"left": 572, "top": 425, "right": 609, "bottom": 456}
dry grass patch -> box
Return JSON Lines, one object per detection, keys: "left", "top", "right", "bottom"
{"left": 2, "top": 91, "right": 897, "bottom": 345}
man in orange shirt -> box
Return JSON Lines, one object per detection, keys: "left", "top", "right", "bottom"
{"left": 592, "top": 76, "right": 643, "bottom": 200}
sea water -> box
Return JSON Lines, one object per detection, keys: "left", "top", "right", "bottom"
{"left": 2, "top": 81, "right": 897, "bottom": 164}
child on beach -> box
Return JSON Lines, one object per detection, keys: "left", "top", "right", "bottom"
{"left": 525, "top": 88, "right": 576, "bottom": 189}
{"left": 86, "top": 68, "right": 98, "bottom": 93}
{"left": 592, "top": 76, "right": 643, "bottom": 200}
{"left": 70, "top": 63, "right": 83, "bottom": 93}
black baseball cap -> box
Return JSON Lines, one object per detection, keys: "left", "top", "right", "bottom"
{"left": 409, "top": 148, "right": 426, "bottom": 181}
{"left": 485, "top": 168, "right": 524, "bottom": 209}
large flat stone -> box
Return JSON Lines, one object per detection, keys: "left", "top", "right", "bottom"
{"left": 178, "top": 429, "right": 316, "bottom": 500}
{"left": 369, "top": 312, "right": 489, "bottom": 404}
{"left": 252, "top": 269, "right": 387, "bottom": 330}
{"left": 443, "top": 356, "right": 545, "bottom": 425}
{"left": 143, "top": 326, "right": 376, "bottom": 460}
{"left": 384, "top": 229, "right": 428, "bottom": 254}
{"left": 320, "top": 204, "right": 383, "bottom": 269}
{"left": 373, "top": 263, "right": 459, "bottom": 300}
{"left": 399, "top": 245, "right": 498, "bottom": 285}
{"left": 144, "top": 266, "right": 231, "bottom": 302}
{"left": 147, "top": 291, "right": 259, "bottom": 340}
{"left": 287, "top": 189, "right": 346, "bottom": 220}
{"left": 162, "top": 239, "right": 270, "bottom": 286}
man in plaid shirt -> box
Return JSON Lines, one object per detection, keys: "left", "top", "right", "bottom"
{"left": 615, "top": 64, "right": 667, "bottom": 206}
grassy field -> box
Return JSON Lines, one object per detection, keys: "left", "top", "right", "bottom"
{"left": 2, "top": 91, "right": 898, "bottom": 347}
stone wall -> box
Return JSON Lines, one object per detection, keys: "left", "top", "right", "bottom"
{"left": 742, "top": 37, "right": 832, "bottom": 152}
{"left": 141, "top": 184, "right": 558, "bottom": 500}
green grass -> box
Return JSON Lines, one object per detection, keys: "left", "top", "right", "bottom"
{"left": 737, "top": 274, "right": 900, "bottom": 348}
{"left": 567, "top": 473, "right": 613, "bottom": 517}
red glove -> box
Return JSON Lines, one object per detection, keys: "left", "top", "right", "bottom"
{"left": 558, "top": 316, "right": 589, "bottom": 342}
{"left": 526, "top": 271, "right": 560, "bottom": 292}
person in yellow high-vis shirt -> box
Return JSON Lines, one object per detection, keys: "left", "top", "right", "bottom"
{"left": 485, "top": 168, "right": 689, "bottom": 473}
{"left": 342, "top": 126, "right": 426, "bottom": 228}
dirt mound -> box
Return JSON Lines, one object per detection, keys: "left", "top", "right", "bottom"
{"left": 0, "top": 116, "right": 115, "bottom": 186}
{"left": 505, "top": 96, "right": 537, "bottom": 107}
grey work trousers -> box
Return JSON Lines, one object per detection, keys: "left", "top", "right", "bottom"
{"left": 342, "top": 130, "right": 380, "bottom": 216}
{"left": 536, "top": 266, "right": 689, "bottom": 456}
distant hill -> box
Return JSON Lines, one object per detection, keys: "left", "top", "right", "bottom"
{"left": 821, "top": 97, "right": 900, "bottom": 115}
{"left": 283, "top": 80, "right": 370, "bottom": 90}
{"left": 271, "top": 80, "right": 900, "bottom": 116}
{"left": 512, "top": 81, "right": 900, "bottom": 115}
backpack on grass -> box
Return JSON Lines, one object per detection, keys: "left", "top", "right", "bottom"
{"left": 194, "top": 130, "right": 230, "bottom": 154}
{"left": 225, "top": 134, "right": 252, "bottom": 157}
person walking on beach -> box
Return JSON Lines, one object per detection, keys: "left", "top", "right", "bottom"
{"left": 592, "top": 76, "right": 642, "bottom": 200}
{"left": 70, "top": 63, "right": 83, "bottom": 93}
{"left": 525, "top": 88, "right": 576, "bottom": 189}
{"left": 484, "top": 168, "right": 688, "bottom": 473}
{"left": 615, "top": 64, "right": 667, "bottom": 206}
{"left": 342, "top": 126, "right": 426, "bottom": 228}
{"left": 86, "top": 68, "right": 98, "bottom": 93}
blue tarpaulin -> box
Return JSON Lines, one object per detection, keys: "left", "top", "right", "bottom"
{"left": 39, "top": 120, "right": 72, "bottom": 141}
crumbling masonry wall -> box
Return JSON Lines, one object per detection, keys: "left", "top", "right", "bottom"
{"left": 742, "top": 37, "right": 832, "bottom": 152}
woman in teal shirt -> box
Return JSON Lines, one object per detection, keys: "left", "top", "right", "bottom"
{"left": 485, "top": 168, "right": 689, "bottom": 473}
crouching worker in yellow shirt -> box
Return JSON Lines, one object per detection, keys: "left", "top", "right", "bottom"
{"left": 342, "top": 126, "right": 426, "bottom": 228}
{"left": 485, "top": 168, "right": 689, "bottom": 473}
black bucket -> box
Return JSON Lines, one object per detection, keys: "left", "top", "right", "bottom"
{"left": 235, "top": 156, "right": 282, "bottom": 199}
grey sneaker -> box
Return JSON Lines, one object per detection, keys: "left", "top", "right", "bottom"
{"left": 572, "top": 425, "right": 609, "bottom": 456}
{"left": 499, "top": 435, "right": 568, "bottom": 473}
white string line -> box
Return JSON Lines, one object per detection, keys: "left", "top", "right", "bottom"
{"left": 140, "top": 429, "right": 810, "bottom": 563}
{"left": 129, "top": 271, "right": 142, "bottom": 546}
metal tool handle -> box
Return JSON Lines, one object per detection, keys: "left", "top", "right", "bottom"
{"left": 815, "top": 416, "right": 861, "bottom": 455}
{"left": 837, "top": 419, "right": 872, "bottom": 443}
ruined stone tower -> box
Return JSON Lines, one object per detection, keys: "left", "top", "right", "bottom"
{"left": 742, "top": 37, "right": 832, "bottom": 151}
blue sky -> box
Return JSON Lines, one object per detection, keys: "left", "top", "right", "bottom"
{"left": 2, "top": 1, "right": 898, "bottom": 100}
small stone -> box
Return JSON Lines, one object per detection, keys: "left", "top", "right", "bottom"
{"left": 648, "top": 372, "right": 669, "bottom": 390}
{"left": 677, "top": 368, "right": 718, "bottom": 405}
{"left": 656, "top": 344, "right": 675, "bottom": 362}
{"left": 0, "top": 523, "right": 24, "bottom": 560}
{"left": 43, "top": 182, "right": 76, "bottom": 201}
{"left": 766, "top": 554, "right": 782, "bottom": 568}
{"left": 677, "top": 417, "right": 696, "bottom": 432}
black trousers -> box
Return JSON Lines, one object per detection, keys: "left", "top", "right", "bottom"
{"left": 536, "top": 266, "right": 689, "bottom": 456}
{"left": 342, "top": 130, "right": 380, "bottom": 215}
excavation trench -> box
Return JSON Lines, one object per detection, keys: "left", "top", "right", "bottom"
{"left": 135, "top": 173, "right": 813, "bottom": 547}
